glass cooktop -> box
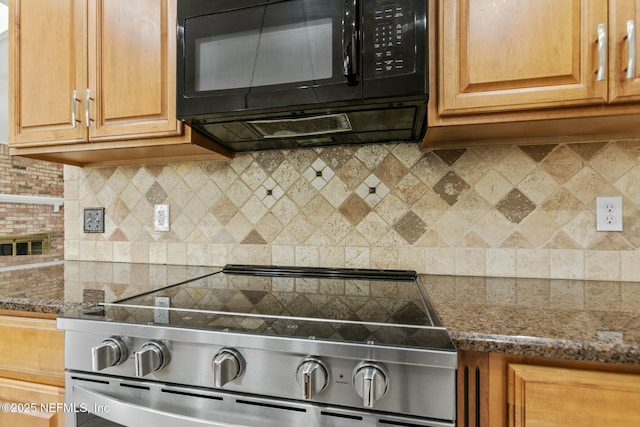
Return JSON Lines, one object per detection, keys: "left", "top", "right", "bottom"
{"left": 69, "top": 265, "right": 455, "bottom": 351}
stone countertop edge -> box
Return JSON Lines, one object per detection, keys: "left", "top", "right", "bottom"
{"left": 449, "top": 332, "right": 640, "bottom": 365}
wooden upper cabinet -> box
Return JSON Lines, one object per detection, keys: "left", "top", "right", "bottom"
{"left": 609, "top": 0, "right": 640, "bottom": 102}
{"left": 10, "top": 0, "right": 181, "bottom": 145}
{"left": 439, "top": 0, "right": 609, "bottom": 115}
{"left": 9, "top": 0, "right": 87, "bottom": 145}
{"left": 87, "top": 0, "right": 182, "bottom": 140}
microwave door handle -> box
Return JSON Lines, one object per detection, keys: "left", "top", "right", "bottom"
{"left": 343, "top": 0, "right": 359, "bottom": 84}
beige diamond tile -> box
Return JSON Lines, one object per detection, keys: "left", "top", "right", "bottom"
{"left": 590, "top": 143, "right": 636, "bottom": 181}
{"left": 410, "top": 152, "right": 449, "bottom": 186}
{"left": 183, "top": 195, "right": 208, "bottom": 224}
{"left": 562, "top": 211, "right": 598, "bottom": 248}
{"left": 288, "top": 214, "right": 316, "bottom": 244}
{"left": 474, "top": 145, "right": 512, "bottom": 164}
{"left": 271, "top": 196, "right": 300, "bottom": 225}
{"left": 271, "top": 161, "right": 300, "bottom": 190}
{"left": 518, "top": 168, "right": 557, "bottom": 204}
{"left": 119, "top": 183, "right": 143, "bottom": 211}
{"left": 374, "top": 154, "right": 408, "bottom": 187}
{"left": 354, "top": 144, "right": 388, "bottom": 170}
{"left": 374, "top": 194, "right": 409, "bottom": 225}
{"left": 614, "top": 164, "right": 640, "bottom": 202}
{"left": 171, "top": 214, "right": 196, "bottom": 241}
{"left": 226, "top": 180, "right": 252, "bottom": 208}
{"left": 517, "top": 210, "right": 559, "bottom": 247}
{"left": 472, "top": 211, "right": 514, "bottom": 247}
{"left": 255, "top": 213, "right": 284, "bottom": 242}
{"left": 500, "top": 231, "right": 534, "bottom": 248}
{"left": 454, "top": 190, "right": 492, "bottom": 224}
{"left": 320, "top": 145, "right": 357, "bottom": 170}
{"left": 240, "top": 196, "right": 268, "bottom": 224}
{"left": 432, "top": 210, "right": 471, "bottom": 246}
{"left": 564, "top": 167, "right": 608, "bottom": 204}
{"left": 338, "top": 157, "right": 370, "bottom": 189}
{"left": 308, "top": 212, "right": 351, "bottom": 245}
{"left": 394, "top": 173, "right": 428, "bottom": 205}
{"left": 205, "top": 163, "right": 238, "bottom": 191}
{"left": 494, "top": 148, "right": 536, "bottom": 185}
{"left": 156, "top": 166, "right": 182, "bottom": 194}
{"left": 240, "top": 162, "right": 269, "bottom": 190}
{"left": 321, "top": 176, "right": 350, "bottom": 208}
{"left": 212, "top": 196, "right": 237, "bottom": 225}
{"left": 390, "top": 143, "right": 423, "bottom": 169}
{"left": 182, "top": 166, "right": 210, "bottom": 193}
{"left": 412, "top": 189, "right": 449, "bottom": 225}
{"left": 452, "top": 150, "right": 490, "bottom": 186}
{"left": 228, "top": 152, "right": 253, "bottom": 174}
{"left": 226, "top": 212, "right": 253, "bottom": 243}
{"left": 540, "top": 188, "right": 584, "bottom": 226}
{"left": 540, "top": 146, "right": 583, "bottom": 184}
{"left": 106, "top": 169, "right": 131, "bottom": 195}
{"left": 355, "top": 212, "right": 390, "bottom": 244}
{"left": 302, "top": 196, "right": 334, "bottom": 227}
{"left": 458, "top": 231, "right": 490, "bottom": 248}
{"left": 287, "top": 179, "right": 316, "bottom": 209}
{"left": 544, "top": 231, "right": 581, "bottom": 249}
{"left": 475, "top": 170, "right": 512, "bottom": 205}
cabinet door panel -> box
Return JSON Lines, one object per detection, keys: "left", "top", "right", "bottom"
{"left": 88, "top": 0, "right": 182, "bottom": 140}
{"left": 508, "top": 364, "right": 640, "bottom": 427}
{"left": 10, "top": 0, "right": 86, "bottom": 145}
{"left": 609, "top": 0, "right": 640, "bottom": 102}
{"left": 440, "top": 0, "right": 608, "bottom": 115}
{"left": 0, "top": 378, "right": 64, "bottom": 427}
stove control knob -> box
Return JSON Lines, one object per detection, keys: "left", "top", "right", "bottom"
{"left": 352, "top": 362, "right": 388, "bottom": 408}
{"left": 212, "top": 348, "right": 245, "bottom": 388}
{"left": 134, "top": 341, "right": 170, "bottom": 377}
{"left": 91, "top": 337, "right": 128, "bottom": 371}
{"left": 296, "top": 358, "right": 329, "bottom": 400}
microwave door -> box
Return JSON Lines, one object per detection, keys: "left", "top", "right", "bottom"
{"left": 180, "top": 0, "right": 361, "bottom": 117}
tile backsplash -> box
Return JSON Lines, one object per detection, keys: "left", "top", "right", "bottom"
{"left": 64, "top": 139, "right": 640, "bottom": 281}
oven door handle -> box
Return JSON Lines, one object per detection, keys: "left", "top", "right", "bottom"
{"left": 73, "top": 386, "right": 238, "bottom": 427}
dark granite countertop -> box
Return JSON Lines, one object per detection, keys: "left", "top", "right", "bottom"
{"left": 419, "top": 275, "right": 640, "bottom": 364}
{"left": 1, "top": 262, "right": 638, "bottom": 364}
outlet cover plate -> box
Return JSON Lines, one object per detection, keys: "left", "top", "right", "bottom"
{"left": 84, "top": 208, "right": 105, "bottom": 233}
{"left": 596, "top": 196, "right": 623, "bottom": 231}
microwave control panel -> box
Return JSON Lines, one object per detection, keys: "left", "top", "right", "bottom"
{"left": 368, "top": 2, "right": 416, "bottom": 76}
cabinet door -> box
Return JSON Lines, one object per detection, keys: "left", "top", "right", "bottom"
{"left": 0, "top": 378, "right": 65, "bottom": 427}
{"left": 9, "top": 0, "right": 87, "bottom": 145}
{"left": 508, "top": 364, "right": 640, "bottom": 427}
{"left": 609, "top": 0, "right": 640, "bottom": 102}
{"left": 439, "top": 0, "right": 608, "bottom": 115}
{"left": 87, "top": 0, "right": 183, "bottom": 141}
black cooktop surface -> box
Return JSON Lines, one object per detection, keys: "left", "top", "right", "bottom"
{"left": 72, "top": 265, "right": 455, "bottom": 351}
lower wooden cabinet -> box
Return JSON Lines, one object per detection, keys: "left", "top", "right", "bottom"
{"left": 508, "top": 364, "right": 640, "bottom": 427}
{"left": 0, "top": 378, "right": 65, "bottom": 427}
{"left": 0, "top": 312, "right": 65, "bottom": 427}
{"left": 458, "top": 351, "right": 640, "bottom": 427}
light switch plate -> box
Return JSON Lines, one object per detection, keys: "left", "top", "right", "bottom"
{"left": 83, "top": 208, "right": 105, "bottom": 233}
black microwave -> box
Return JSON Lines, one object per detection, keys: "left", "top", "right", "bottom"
{"left": 177, "top": 0, "right": 428, "bottom": 152}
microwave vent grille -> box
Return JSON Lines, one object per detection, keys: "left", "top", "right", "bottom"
{"left": 248, "top": 114, "right": 352, "bottom": 139}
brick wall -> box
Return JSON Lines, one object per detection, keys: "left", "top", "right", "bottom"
{"left": 0, "top": 144, "right": 64, "bottom": 266}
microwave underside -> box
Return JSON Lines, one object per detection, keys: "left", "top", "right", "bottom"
{"left": 187, "top": 102, "right": 427, "bottom": 152}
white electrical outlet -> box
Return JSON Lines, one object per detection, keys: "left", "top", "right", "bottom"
{"left": 596, "top": 197, "right": 623, "bottom": 232}
{"left": 154, "top": 204, "right": 170, "bottom": 232}
{"left": 154, "top": 296, "right": 170, "bottom": 324}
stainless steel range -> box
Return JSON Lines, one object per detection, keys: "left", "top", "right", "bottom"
{"left": 58, "top": 265, "right": 457, "bottom": 427}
